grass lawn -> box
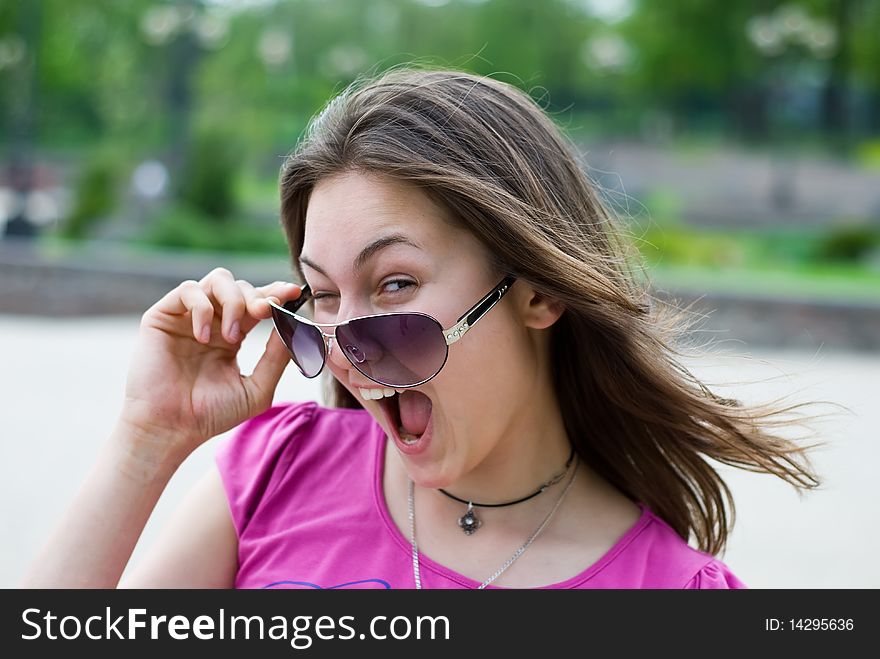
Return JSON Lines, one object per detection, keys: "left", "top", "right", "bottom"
{"left": 646, "top": 262, "right": 880, "bottom": 304}
{"left": 635, "top": 225, "right": 880, "bottom": 304}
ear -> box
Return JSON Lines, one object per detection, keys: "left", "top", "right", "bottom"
{"left": 515, "top": 282, "right": 565, "bottom": 330}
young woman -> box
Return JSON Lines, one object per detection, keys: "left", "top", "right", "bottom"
{"left": 23, "top": 66, "right": 824, "bottom": 589}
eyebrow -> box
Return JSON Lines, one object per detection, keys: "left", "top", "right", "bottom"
{"left": 298, "top": 234, "right": 423, "bottom": 278}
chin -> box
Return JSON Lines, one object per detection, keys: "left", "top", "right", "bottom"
{"left": 396, "top": 451, "right": 461, "bottom": 491}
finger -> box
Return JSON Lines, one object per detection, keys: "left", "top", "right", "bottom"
{"left": 238, "top": 280, "right": 303, "bottom": 334}
{"left": 242, "top": 325, "right": 292, "bottom": 414}
{"left": 201, "top": 268, "right": 247, "bottom": 344}
{"left": 151, "top": 280, "right": 216, "bottom": 344}
{"left": 255, "top": 280, "right": 304, "bottom": 307}
{"left": 234, "top": 279, "right": 265, "bottom": 336}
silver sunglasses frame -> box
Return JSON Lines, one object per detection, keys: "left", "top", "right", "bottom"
{"left": 267, "top": 274, "right": 517, "bottom": 388}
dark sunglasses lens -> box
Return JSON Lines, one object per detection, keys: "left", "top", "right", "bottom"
{"left": 270, "top": 304, "right": 325, "bottom": 378}
{"left": 335, "top": 314, "right": 447, "bottom": 387}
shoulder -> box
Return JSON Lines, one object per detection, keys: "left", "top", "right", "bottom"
{"left": 585, "top": 502, "right": 747, "bottom": 589}
{"left": 214, "top": 400, "right": 377, "bottom": 535}
{"left": 215, "top": 399, "right": 320, "bottom": 471}
{"left": 683, "top": 558, "right": 748, "bottom": 589}
{"left": 215, "top": 399, "right": 374, "bottom": 468}
{"left": 638, "top": 507, "right": 747, "bottom": 589}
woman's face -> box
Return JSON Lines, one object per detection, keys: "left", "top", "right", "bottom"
{"left": 300, "top": 170, "right": 542, "bottom": 488}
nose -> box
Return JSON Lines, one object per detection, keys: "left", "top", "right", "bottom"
{"left": 322, "top": 303, "right": 371, "bottom": 373}
{"left": 325, "top": 331, "right": 352, "bottom": 372}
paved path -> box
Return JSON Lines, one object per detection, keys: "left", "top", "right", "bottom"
{"left": 1, "top": 314, "right": 877, "bottom": 588}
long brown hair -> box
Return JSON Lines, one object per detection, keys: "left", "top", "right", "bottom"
{"left": 278, "top": 64, "right": 837, "bottom": 556}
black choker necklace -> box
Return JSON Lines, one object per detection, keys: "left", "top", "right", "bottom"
{"left": 438, "top": 447, "right": 576, "bottom": 535}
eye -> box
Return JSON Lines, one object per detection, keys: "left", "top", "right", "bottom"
{"left": 381, "top": 278, "right": 416, "bottom": 295}
{"left": 311, "top": 279, "right": 416, "bottom": 301}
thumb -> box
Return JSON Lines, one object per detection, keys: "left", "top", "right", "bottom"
{"left": 242, "top": 328, "right": 291, "bottom": 413}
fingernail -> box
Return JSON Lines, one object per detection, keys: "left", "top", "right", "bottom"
{"left": 200, "top": 325, "right": 210, "bottom": 343}
{"left": 229, "top": 321, "right": 240, "bottom": 342}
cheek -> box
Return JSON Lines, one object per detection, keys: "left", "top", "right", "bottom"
{"left": 428, "top": 334, "right": 520, "bottom": 450}
{"left": 449, "top": 324, "right": 530, "bottom": 394}
{"left": 435, "top": 328, "right": 514, "bottom": 395}
{"left": 326, "top": 360, "right": 355, "bottom": 397}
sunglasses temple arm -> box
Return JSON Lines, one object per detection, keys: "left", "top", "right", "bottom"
{"left": 444, "top": 275, "right": 516, "bottom": 346}
{"left": 281, "top": 283, "right": 312, "bottom": 312}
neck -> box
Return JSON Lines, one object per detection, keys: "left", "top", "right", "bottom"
{"left": 438, "top": 447, "right": 574, "bottom": 507}
{"left": 432, "top": 386, "right": 573, "bottom": 508}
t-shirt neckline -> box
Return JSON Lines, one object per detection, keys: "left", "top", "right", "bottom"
{"left": 366, "top": 412, "right": 652, "bottom": 589}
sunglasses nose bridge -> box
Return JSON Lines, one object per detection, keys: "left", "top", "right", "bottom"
{"left": 317, "top": 329, "right": 336, "bottom": 357}
{"left": 308, "top": 319, "right": 361, "bottom": 371}
{"left": 315, "top": 329, "right": 350, "bottom": 377}
{"left": 321, "top": 327, "right": 363, "bottom": 373}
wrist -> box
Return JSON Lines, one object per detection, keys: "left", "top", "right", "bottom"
{"left": 108, "top": 418, "right": 191, "bottom": 484}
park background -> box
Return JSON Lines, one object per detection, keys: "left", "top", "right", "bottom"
{"left": 1, "top": 0, "right": 878, "bottom": 588}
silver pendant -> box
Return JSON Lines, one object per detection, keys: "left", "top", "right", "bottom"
{"left": 458, "top": 502, "right": 482, "bottom": 535}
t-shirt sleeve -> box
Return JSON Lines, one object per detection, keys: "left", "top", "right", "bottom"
{"left": 214, "top": 400, "right": 318, "bottom": 538}
{"left": 684, "top": 559, "right": 748, "bottom": 589}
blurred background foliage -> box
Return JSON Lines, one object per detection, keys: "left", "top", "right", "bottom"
{"left": 1, "top": 0, "right": 879, "bottom": 298}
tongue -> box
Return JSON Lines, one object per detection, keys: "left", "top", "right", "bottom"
{"left": 398, "top": 391, "right": 432, "bottom": 436}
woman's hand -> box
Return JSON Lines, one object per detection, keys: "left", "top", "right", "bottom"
{"left": 117, "top": 267, "right": 302, "bottom": 462}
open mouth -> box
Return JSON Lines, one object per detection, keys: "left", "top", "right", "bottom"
{"left": 377, "top": 391, "right": 431, "bottom": 448}
{"left": 378, "top": 392, "right": 403, "bottom": 434}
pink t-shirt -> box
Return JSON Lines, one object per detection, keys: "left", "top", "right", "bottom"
{"left": 215, "top": 400, "right": 747, "bottom": 589}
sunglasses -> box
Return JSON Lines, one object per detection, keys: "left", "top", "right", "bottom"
{"left": 267, "top": 274, "right": 517, "bottom": 389}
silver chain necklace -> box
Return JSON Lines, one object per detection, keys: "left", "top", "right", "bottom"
{"left": 407, "top": 456, "right": 579, "bottom": 589}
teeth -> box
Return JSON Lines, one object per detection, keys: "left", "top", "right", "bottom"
{"left": 399, "top": 426, "right": 420, "bottom": 444}
{"left": 358, "top": 387, "right": 403, "bottom": 400}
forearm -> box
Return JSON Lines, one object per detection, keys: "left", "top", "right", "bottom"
{"left": 20, "top": 423, "right": 187, "bottom": 588}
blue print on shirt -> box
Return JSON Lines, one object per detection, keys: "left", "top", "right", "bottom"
{"left": 262, "top": 579, "right": 392, "bottom": 589}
